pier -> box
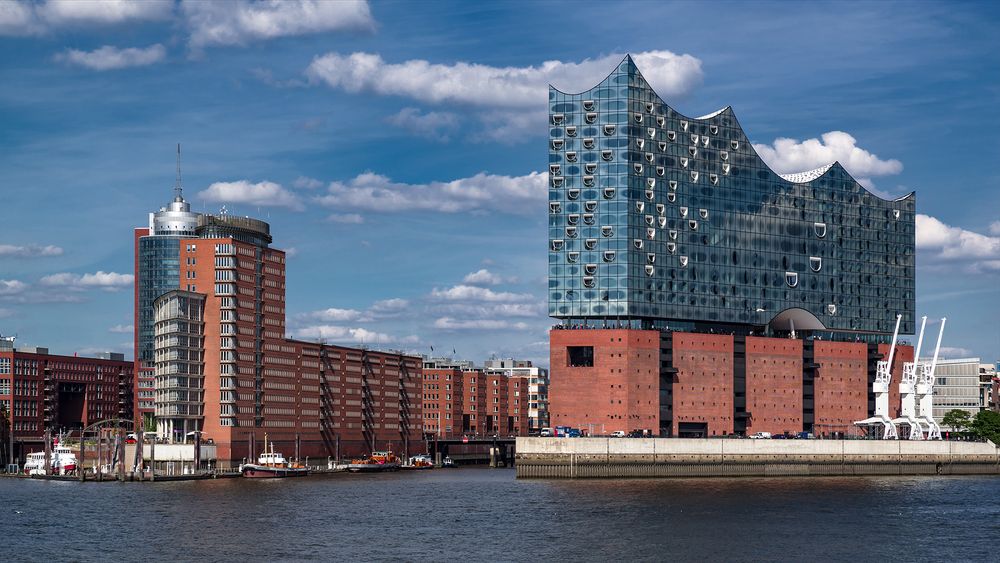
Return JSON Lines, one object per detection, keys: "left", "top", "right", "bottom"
{"left": 515, "top": 437, "right": 1000, "bottom": 478}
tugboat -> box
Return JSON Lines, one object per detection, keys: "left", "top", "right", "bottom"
{"left": 402, "top": 454, "right": 434, "bottom": 470}
{"left": 348, "top": 451, "right": 401, "bottom": 473}
{"left": 239, "top": 435, "right": 309, "bottom": 478}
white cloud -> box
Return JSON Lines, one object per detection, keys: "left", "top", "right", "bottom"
{"left": 385, "top": 107, "right": 459, "bottom": 141}
{"left": 0, "top": 244, "right": 63, "bottom": 258}
{"left": 40, "top": 0, "right": 173, "bottom": 25}
{"left": 298, "top": 307, "right": 365, "bottom": 323}
{"left": 0, "top": 0, "right": 172, "bottom": 35}
{"left": 39, "top": 271, "right": 133, "bottom": 291}
{"left": 307, "top": 50, "right": 702, "bottom": 108}
{"left": 0, "top": 1, "right": 42, "bottom": 35}
{"left": 432, "top": 302, "right": 545, "bottom": 319}
{"left": 283, "top": 247, "right": 298, "bottom": 258}
{"left": 316, "top": 171, "right": 546, "bottom": 215}
{"left": 108, "top": 324, "right": 133, "bottom": 333}
{"left": 293, "top": 176, "right": 323, "bottom": 190}
{"left": 916, "top": 214, "right": 1000, "bottom": 273}
{"left": 369, "top": 298, "right": 409, "bottom": 316}
{"left": 0, "top": 280, "right": 28, "bottom": 296}
{"left": 327, "top": 213, "right": 365, "bottom": 224}
{"left": 198, "top": 180, "right": 304, "bottom": 211}
{"left": 938, "top": 347, "right": 973, "bottom": 359}
{"left": 306, "top": 51, "right": 702, "bottom": 140}
{"left": 432, "top": 318, "right": 530, "bottom": 331}
{"left": 55, "top": 44, "right": 166, "bottom": 71}
{"left": 753, "top": 131, "right": 902, "bottom": 186}
{"left": 990, "top": 221, "right": 1000, "bottom": 236}
{"left": 462, "top": 269, "right": 511, "bottom": 285}
{"left": 430, "top": 285, "right": 535, "bottom": 303}
{"left": 182, "top": 0, "right": 374, "bottom": 49}
{"left": 292, "top": 325, "right": 393, "bottom": 344}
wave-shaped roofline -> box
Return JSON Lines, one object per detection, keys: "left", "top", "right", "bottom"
{"left": 549, "top": 55, "right": 914, "bottom": 203}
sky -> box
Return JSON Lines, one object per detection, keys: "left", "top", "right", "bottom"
{"left": 1, "top": 0, "right": 999, "bottom": 367}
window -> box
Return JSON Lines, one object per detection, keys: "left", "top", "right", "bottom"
{"left": 582, "top": 277, "right": 595, "bottom": 288}
{"left": 585, "top": 163, "right": 597, "bottom": 174}
{"left": 584, "top": 201, "right": 598, "bottom": 212}
{"left": 583, "top": 138, "right": 595, "bottom": 149}
{"left": 583, "top": 176, "right": 595, "bottom": 187}
{"left": 602, "top": 150, "right": 613, "bottom": 161}
{"left": 645, "top": 265, "right": 655, "bottom": 276}
{"left": 550, "top": 240, "right": 564, "bottom": 251}
{"left": 565, "top": 126, "right": 577, "bottom": 137}
{"left": 603, "top": 251, "right": 616, "bottom": 263}
{"left": 810, "top": 257, "right": 822, "bottom": 272}
{"left": 584, "top": 239, "right": 598, "bottom": 250}
{"left": 603, "top": 125, "right": 616, "bottom": 136}
{"left": 785, "top": 272, "right": 799, "bottom": 288}
{"left": 601, "top": 226, "right": 614, "bottom": 237}
{"left": 586, "top": 112, "right": 598, "bottom": 124}
{"left": 0, "top": 358, "right": 10, "bottom": 374}
{"left": 549, "top": 202, "right": 561, "bottom": 213}
{"left": 567, "top": 214, "right": 579, "bottom": 225}
{"left": 551, "top": 139, "right": 564, "bottom": 150}
{"left": 583, "top": 100, "right": 594, "bottom": 111}
{"left": 567, "top": 189, "right": 580, "bottom": 200}
{"left": 583, "top": 213, "right": 595, "bottom": 225}
{"left": 566, "top": 151, "right": 577, "bottom": 162}
{"left": 603, "top": 188, "right": 616, "bottom": 199}
{"left": 551, "top": 176, "right": 564, "bottom": 188}
{"left": 567, "top": 346, "right": 594, "bottom": 367}
{"left": 636, "top": 138, "right": 645, "bottom": 149}
{"left": 585, "top": 264, "right": 598, "bottom": 275}
{"left": 551, "top": 114, "right": 564, "bottom": 125}
{"left": 679, "top": 256, "right": 689, "bottom": 267}
{"left": 814, "top": 222, "right": 827, "bottom": 238}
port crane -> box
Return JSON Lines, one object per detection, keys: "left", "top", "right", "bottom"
{"left": 892, "top": 316, "right": 926, "bottom": 439}
{"left": 854, "top": 314, "right": 901, "bottom": 439}
{"left": 915, "top": 318, "right": 946, "bottom": 440}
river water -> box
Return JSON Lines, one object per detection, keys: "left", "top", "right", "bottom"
{"left": 1, "top": 469, "right": 997, "bottom": 561}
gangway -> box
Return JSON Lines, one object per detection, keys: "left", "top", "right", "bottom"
{"left": 916, "top": 318, "right": 946, "bottom": 440}
{"left": 854, "top": 314, "right": 902, "bottom": 439}
{"left": 892, "top": 316, "right": 926, "bottom": 439}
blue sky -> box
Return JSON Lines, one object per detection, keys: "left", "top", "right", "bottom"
{"left": 1, "top": 0, "right": 999, "bottom": 366}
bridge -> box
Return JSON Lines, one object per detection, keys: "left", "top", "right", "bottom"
{"left": 424, "top": 435, "right": 517, "bottom": 466}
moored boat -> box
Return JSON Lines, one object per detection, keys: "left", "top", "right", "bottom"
{"left": 403, "top": 454, "right": 434, "bottom": 470}
{"left": 239, "top": 436, "right": 309, "bottom": 478}
{"left": 24, "top": 445, "right": 78, "bottom": 475}
{"left": 348, "top": 451, "right": 401, "bottom": 472}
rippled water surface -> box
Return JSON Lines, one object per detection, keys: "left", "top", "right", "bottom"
{"left": 2, "top": 470, "right": 998, "bottom": 561}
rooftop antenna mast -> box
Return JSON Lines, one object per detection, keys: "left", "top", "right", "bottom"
{"left": 174, "top": 143, "right": 183, "bottom": 201}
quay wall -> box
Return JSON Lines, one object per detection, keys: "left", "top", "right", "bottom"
{"left": 515, "top": 438, "right": 1000, "bottom": 478}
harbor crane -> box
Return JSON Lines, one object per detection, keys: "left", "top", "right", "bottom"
{"left": 892, "top": 316, "right": 926, "bottom": 439}
{"left": 854, "top": 314, "right": 902, "bottom": 439}
{"left": 916, "top": 318, "right": 946, "bottom": 440}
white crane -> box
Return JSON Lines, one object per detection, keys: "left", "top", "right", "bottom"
{"left": 854, "top": 314, "right": 902, "bottom": 439}
{"left": 916, "top": 317, "right": 946, "bottom": 440}
{"left": 892, "top": 316, "right": 926, "bottom": 439}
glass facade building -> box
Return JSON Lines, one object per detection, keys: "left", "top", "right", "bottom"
{"left": 548, "top": 56, "right": 915, "bottom": 336}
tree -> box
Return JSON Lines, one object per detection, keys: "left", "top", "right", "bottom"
{"left": 942, "top": 409, "right": 972, "bottom": 434}
{"left": 969, "top": 410, "right": 1000, "bottom": 445}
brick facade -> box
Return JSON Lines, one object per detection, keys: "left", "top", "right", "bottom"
{"left": 549, "top": 329, "right": 659, "bottom": 435}
{"left": 745, "top": 337, "right": 802, "bottom": 435}
{"left": 670, "top": 333, "right": 734, "bottom": 437}
{"left": 812, "top": 341, "right": 868, "bottom": 436}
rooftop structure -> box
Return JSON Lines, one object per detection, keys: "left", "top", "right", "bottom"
{"left": 548, "top": 56, "right": 915, "bottom": 337}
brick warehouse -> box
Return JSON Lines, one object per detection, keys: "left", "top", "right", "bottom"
{"left": 0, "top": 342, "right": 133, "bottom": 457}
{"left": 546, "top": 57, "right": 917, "bottom": 437}
{"left": 550, "top": 329, "right": 913, "bottom": 437}
{"left": 134, "top": 170, "right": 423, "bottom": 467}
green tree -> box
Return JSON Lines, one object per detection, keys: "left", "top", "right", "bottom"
{"left": 969, "top": 410, "right": 1000, "bottom": 445}
{"left": 942, "top": 409, "right": 972, "bottom": 433}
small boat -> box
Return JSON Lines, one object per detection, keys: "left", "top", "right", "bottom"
{"left": 24, "top": 445, "right": 78, "bottom": 476}
{"left": 403, "top": 454, "right": 434, "bottom": 470}
{"left": 442, "top": 456, "right": 457, "bottom": 468}
{"left": 240, "top": 436, "right": 309, "bottom": 478}
{"left": 348, "top": 451, "right": 401, "bottom": 473}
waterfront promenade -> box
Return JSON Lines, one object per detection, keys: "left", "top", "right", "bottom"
{"left": 516, "top": 437, "right": 1000, "bottom": 478}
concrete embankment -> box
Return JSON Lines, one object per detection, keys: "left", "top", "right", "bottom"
{"left": 515, "top": 437, "right": 1000, "bottom": 479}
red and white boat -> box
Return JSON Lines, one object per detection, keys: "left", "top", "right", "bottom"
{"left": 24, "top": 445, "right": 78, "bottom": 475}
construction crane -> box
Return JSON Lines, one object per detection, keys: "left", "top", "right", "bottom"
{"left": 916, "top": 318, "right": 946, "bottom": 440}
{"left": 892, "top": 316, "right": 926, "bottom": 439}
{"left": 854, "top": 313, "right": 901, "bottom": 439}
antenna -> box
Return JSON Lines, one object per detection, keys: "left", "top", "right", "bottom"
{"left": 174, "top": 143, "right": 183, "bottom": 201}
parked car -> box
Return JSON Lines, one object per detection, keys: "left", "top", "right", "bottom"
{"left": 539, "top": 428, "right": 553, "bottom": 437}
{"left": 566, "top": 428, "right": 582, "bottom": 438}
{"left": 750, "top": 432, "right": 772, "bottom": 439}
{"left": 610, "top": 430, "right": 626, "bottom": 438}
{"left": 796, "top": 431, "right": 814, "bottom": 440}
